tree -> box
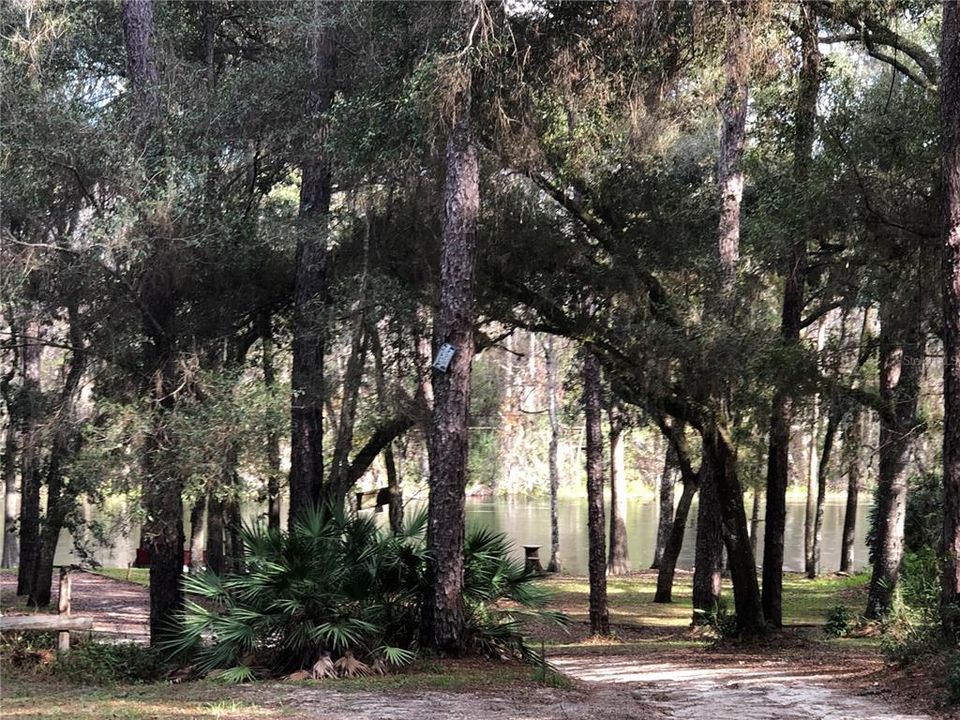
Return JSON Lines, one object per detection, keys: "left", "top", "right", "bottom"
{"left": 544, "top": 333, "right": 561, "bottom": 573}
{"left": 941, "top": 0, "right": 960, "bottom": 638}
{"left": 421, "top": 0, "right": 481, "bottom": 654}
{"left": 289, "top": 0, "right": 338, "bottom": 523}
{"left": 582, "top": 349, "right": 610, "bottom": 636}
{"left": 607, "top": 401, "right": 629, "bottom": 575}
{"left": 651, "top": 441, "right": 678, "bottom": 570}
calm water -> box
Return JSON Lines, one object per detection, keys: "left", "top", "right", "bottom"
{"left": 45, "top": 495, "right": 870, "bottom": 575}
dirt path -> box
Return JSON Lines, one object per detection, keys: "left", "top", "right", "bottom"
{"left": 0, "top": 572, "right": 938, "bottom": 718}
{"left": 0, "top": 570, "right": 149, "bottom": 642}
{"left": 553, "top": 655, "right": 932, "bottom": 720}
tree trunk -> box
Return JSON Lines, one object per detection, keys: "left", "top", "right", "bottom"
{"left": 941, "top": 0, "right": 960, "bottom": 638}
{"left": 1, "top": 361, "right": 19, "bottom": 569}
{"left": 370, "top": 323, "right": 403, "bottom": 534}
{"left": 762, "top": 0, "right": 817, "bottom": 628}
{"left": 692, "top": 449, "right": 722, "bottom": 623}
{"left": 749, "top": 488, "right": 761, "bottom": 559}
{"left": 188, "top": 496, "right": 206, "bottom": 573}
{"left": 544, "top": 334, "right": 561, "bottom": 573}
{"left": 30, "top": 305, "right": 86, "bottom": 608}
{"left": 865, "top": 300, "right": 924, "bottom": 619}
{"left": 260, "top": 317, "right": 282, "bottom": 532}
{"left": 804, "top": 391, "right": 821, "bottom": 577}
{"left": 582, "top": 350, "right": 610, "bottom": 635}
{"left": 652, "top": 442, "right": 677, "bottom": 570}
{"left": 421, "top": 0, "right": 479, "bottom": 654}
{"left": 289, "top": 0, "right": 337, "bottom": 523}
{"left": 16, "top": 317, "right": 41, "bottom": 597}
{"left": 205, "top": 493, "right": 224, "bottom": 575}
{"left": 607, "top": 403, "right": 629, "bottom": 575}
{"left": 809, "top": 402, "right": 842, "bottom": 579}
{"left": 655, "top": 470, "right": 698, "bottom": 603}
{"left": 840, "top": 411, "right": 863, "bottom": 574}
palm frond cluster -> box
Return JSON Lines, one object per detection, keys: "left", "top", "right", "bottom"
{"left": 163, "top": 507, "right": 565, "bottom": 679}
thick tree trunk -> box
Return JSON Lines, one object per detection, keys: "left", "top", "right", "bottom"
{"left": 762, "top": 0, "right": 817, "bottom": 628}
{"left": 809, "top": 403, "right": 841, "bottom": 579}
{"left": 260, "top": 319, "right": 282, "bottom": 532}
{"left": 421, "top": 0, "right": 479, "bottom": 653}
{"left": 652, "top": 442, "right": 678, "bottom": 570}
{"left": 289, "top": 0, "right": 337, "bottom": 523}
{"left": 692, "top": 450, "right": 722, "bottom": 622}
{"left": 16, "top": 317, "right": 41, "bottom": 597}
{"left": 607, "top": 403, "right": 629, "bottom": 575}
{"left": 544, "top": 334, "right": 561, "bottom": 572}
{"left": 582, "top": 350, "right": 610, "bottom": 635}
{"left": 30, "top": 306, "right": 86, "bottom": 608}
{"left": 865, "top": 301, "right": 923, "bottom": 619}
{"left": 840, "top": 411, "right": 863, "bottom": 574}
{"left": 941, "top": 0, "right": 960, "bottom": 638}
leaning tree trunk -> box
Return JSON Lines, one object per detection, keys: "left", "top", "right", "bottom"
{"left": 652, "top": 442, "right": 678, "bottom": 570}
{"left": 865, "top": 300, "right": 924, "bottom": 619}
{"left": 370, "top": 323, "right": 403, "bottom": 534}
{"left": 582, "top": 350, "right": 610, "bottom": 635}
{"left": 840, "top": 410, "right": 863, "bottom": 574}
{"left": 749, "top": 488, "right": 761, "bottom": 559}
{"left": 654, "top": 417, "right": 699, "bottom": 603}
{"left": 762, "top": 0, "right": 817, "bottom": 628}
{"left": 607, "top": 403, "right": 629, "bottom": 575}
{"left": 941, "top": 0, "right": 960, "bottom": 638}
{"left": 421, "top": 0, "right": 479, "bottom": 654}
{"left": 804, "top": 390, "right": 821, "bottom": 577}
{"left": 30, "top": 305, "right": 86, "bottom": 608}
{"left": 16, "top": 316, "right": 41, "bottom": 597}
{"left": 288, "top": 0, "right": 337, "bottom": 523}
{"left": 544, "top": 334, "right": 562, "bottom": 573}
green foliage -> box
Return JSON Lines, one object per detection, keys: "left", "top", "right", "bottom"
{"left": 824, "top": 605, "right": 852, "bottom": 638}
{"left": 694, "top": 598, "right": 739, "bottom": 641}
{"left": 165, "top": 506, "right": 564, "bottom": 679}
{"left": 881, "top": 549, "right": 945, "bottom": 666}
{"left": 52, "top": 642, "right": 170, "bottom": 685}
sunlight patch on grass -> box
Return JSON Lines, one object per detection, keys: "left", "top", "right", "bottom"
{"left": 93, "top": 568, "right": 150, "bottom": 586}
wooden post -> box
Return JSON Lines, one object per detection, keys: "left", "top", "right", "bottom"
{"left": 523, "top": 545, "right": 543, "bottom": 575}
{"left": 57, "top": 567, "right": 72, "bottom": 651}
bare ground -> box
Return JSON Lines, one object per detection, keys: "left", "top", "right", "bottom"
{"left": 0, "top": 571, "right": 947, "bottom": 719}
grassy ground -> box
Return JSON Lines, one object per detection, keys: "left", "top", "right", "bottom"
{"left": 93, "top": 568, "right": 150, "bottom": 586}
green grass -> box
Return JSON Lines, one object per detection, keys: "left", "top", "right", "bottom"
{"left": 93, "top": 568, "right": 150, "bottom": 586}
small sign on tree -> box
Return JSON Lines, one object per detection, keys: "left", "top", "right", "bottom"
{"left": 432, "top": 343, "right": 456, "bottom": 372}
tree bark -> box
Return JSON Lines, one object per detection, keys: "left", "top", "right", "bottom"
{"left": 865, "top": 300, "right": 924, "bottom": 619}
{"left": 544, "top": 334, "right": 561, "bottom": 572}
{"left": 421, "top": 0, "right": 480, "bottom": 654}
{"left": 749, "top": 488, "right": 761, "bottom": 559}
{"left": 762, "top": 0, "right": 818, "bottom": 628}
{"left": 370, "top": 323, "right": 403, "bottom": 534}
{"left": 941, "top": 0, "right": 960, "bottom": 638}
{"left": 607, "top": 403, "right": 629, "bottom": 575}
{"left": 652, "top": 441, "right": 678, "bottom": 570}
{"left": 289, "top": 0, "right": 337, "bottom": 523}
{"left": 582, "top": 350, "right": 610, "bottom": 635}
{"left": 804, "top": 390, "right": 821, "bottom": 577}
{"left": 840, "top": 410, "right": 863, "bottom": 574}
{"left": 16, "top": 317, "right": 41, "bottom": 597}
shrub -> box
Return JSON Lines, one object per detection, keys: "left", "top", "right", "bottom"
{"left": 824, "top": 605, "right": 852, "bottom": 638}
{"left": 53, "top": 641, "right": 170, "bottom": 684}
{"left": 165, "top": 506, "right": 565, "bottom": 679}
